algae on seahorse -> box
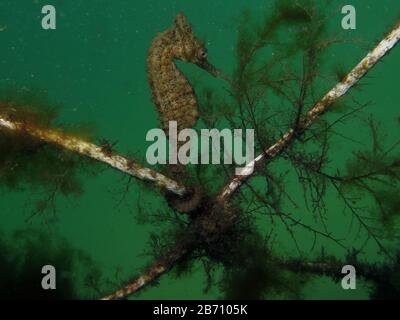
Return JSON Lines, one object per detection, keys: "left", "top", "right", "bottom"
{"left": 147, "top": 13, "right": 215, "bottom": 134}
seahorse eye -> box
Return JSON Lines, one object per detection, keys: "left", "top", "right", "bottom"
{"left": 197, "top": 48, "right": 207, "bottom": 60}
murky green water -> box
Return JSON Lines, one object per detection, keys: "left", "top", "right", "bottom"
{"left": 0, "top": 0, "right": 399, "bottom": 299}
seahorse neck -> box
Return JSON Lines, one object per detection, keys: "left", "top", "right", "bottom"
{"left": 148, "top": 30, "right": 189, "bottom": 101}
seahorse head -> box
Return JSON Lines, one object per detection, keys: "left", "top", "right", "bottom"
{"left": 172, "top": 13, "right": 208, "bottom": 66}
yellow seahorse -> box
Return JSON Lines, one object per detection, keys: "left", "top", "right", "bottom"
{"left": 147, "top": 13, "right": 212, "bottom": 134}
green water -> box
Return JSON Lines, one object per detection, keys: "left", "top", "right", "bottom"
{"left": 0, "top": 0, "right": 399, "bottom": 299}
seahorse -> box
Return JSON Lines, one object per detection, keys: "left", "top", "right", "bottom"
{"left": 147, "top": 13, "right": 210, "bottom": 212}
{"left": 147, "top": 13, "right": 209, "bottom": 135}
